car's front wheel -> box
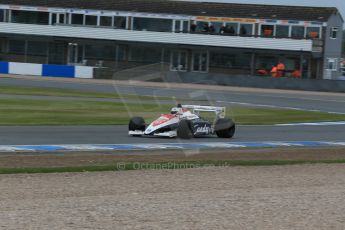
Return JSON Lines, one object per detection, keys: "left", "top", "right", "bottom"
{"left": 129, "top": 117, "right": 146, "bottom": 136}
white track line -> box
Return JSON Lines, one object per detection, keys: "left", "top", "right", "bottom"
{"left": 217, "top": 100, "right": 345, "bottom": 115}
{"left": 276, "top": 121, "right": 345, "bottom": 126}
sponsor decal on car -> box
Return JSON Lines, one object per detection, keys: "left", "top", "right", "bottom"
{"left": 196, "top": 125, "right": 211, "bottom": 134}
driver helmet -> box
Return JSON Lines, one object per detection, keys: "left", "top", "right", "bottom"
{"left": 171, "top": 104, "right": 183, "bottom": 115}
{"left": 171, "top": 107, "right": 180, "bottom": 114}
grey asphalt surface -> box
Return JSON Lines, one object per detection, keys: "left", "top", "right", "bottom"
{"left": 1, "top": 125, "right": 344, "bottom": 145}
{"left": 1, "top": 76, "right": 345, "bottom": 145}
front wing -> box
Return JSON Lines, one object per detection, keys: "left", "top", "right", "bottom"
{"left": 128, "top": 130, "right": 177, "bottom": 138}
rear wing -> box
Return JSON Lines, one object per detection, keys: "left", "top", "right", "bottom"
{"left": 182, "top": 105, "right": 226, "bottom": 118}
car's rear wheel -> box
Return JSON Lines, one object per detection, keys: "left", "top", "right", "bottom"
{"left": 215, "top": 118, "right": 235, "bottom": 138}
{"left": 177, "top": 120, "right": 193, "bottom": 139}
{"left": 129, "top": 117, "right": 146, "bottom": 135}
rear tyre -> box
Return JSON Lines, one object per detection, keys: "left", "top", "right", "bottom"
{"left": 215, "top": 118, "right": 235, "bottom": 138}
{"left": 129, "top": 117, "right": 146, "bottom": 133}
{"left": 177, "top": 120, "right": 193, "bottom": 139}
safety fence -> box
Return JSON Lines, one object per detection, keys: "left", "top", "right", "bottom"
{"left": 0, "top": 61, "right": 94, "bottom": 79}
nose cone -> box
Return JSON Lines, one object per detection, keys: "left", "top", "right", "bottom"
{"left": 144, "top": 124, "right": 154, "bottom": 135}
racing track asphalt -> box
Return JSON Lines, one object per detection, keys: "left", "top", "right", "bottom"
{"left": 1, "top": 125, "right": 345, "bottom": 145}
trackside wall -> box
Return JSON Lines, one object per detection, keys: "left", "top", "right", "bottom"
{"left": 164, "top": 72, "right": 345, "bottom": 93}
{"left": 0, "top": 61, "right": 94, "bottom": 78}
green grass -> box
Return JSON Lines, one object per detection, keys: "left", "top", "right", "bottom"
{"left": 1, "top": 98, "right": 345, "bottom": 125}
{"left": 227, "top": 107, "right": 345, "bottom": 125}
{"left": 0, "top": 99, "right": 171, "bottom": 125}
{"left": 0, "top": 85, "right": 166, "bottom": 100}
{"left": 1, "top": 159, "right": 345, "bottom": 174}
{"left": 1, "top": 85, "right": 345, "bottom": 125}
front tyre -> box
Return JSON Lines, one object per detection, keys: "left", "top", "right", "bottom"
{"left": 215, "top": 118, "right": 235, "bottom": 138}
{"left": 129, "top": 117, "right": 146, "bottom": 132}
{"left": 177, "top": 120, "right": 193, "bottom": 139}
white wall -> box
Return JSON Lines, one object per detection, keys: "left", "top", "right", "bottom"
{"left": 75, "top": 66, "right": 94, "bottom": 79}
{"left": 9, "top": 62, "right": 42, "bottom": 76}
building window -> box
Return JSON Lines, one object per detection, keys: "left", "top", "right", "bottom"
{"left": 330, "top": 27, "right": 338, "bottom": 39}
{"left": 100, "top": 16, "right": 112, "bottom": 27}
{"left": 133, "top": 17, "right": 172, "bottom": 32}
{"left": 116, "top": 45, "right": 127, "bottom": 61}
{"left": 261, "top": 25, "right": 274, "bottom": 37}
{"left": 114, "top": 16, "right": 126, "bottom": 29}
{"left": 341, "top": 60, "right": 345, "bottom": 75}
{"left": 256, "top": 56, "right": 277, "bottom": 71}
{"left": 8, "top": 40, "right": 25, "bottom": 54}
{"left": 71, "top": 14, "right": 84, "bottom": 25}
{"left": 51, "top": 13, "right": 66, "bottom": 24}
{"left": 194, "top": 21, "right": 209, "bottom": 32}
{"left": 210, "top": 53, "right": 236, "bottom": 68}
{"left": 129, "top": 46, "right": 162, "bottom": 63}
{"left": 85, "top": 44, "right": 116, "bottom": 60}
{"left": 182, "top": 21, "right": 189, "bottom": 33}
{"left": 171, "top": 51, "right": 188, "bottom": 71}
{"left": 223, "top": 23, "right": 238, "bottom": 35}
{"left": 27, "top": 41, "right": 47, "bottom": 56}
{"left": 11, "top": 10, "right": 49, "bottom": 25}
{"left": 0, "top": 9, "right": 4, "bottom": 22}
{"left": 291, "top": 26, "right": 305, "bottom": 39}
{"left": 276, "top": 25, "right": 289, "bottom": 38}
{"left": 326, "top": 58, "right": 338, "bottom": 71}
{"left": 85, "top": 15, "right": 97, "bottom": 26}
{"left": 192, "top": 51, "right": 208, "bottom": 72}
{"left": 174, "top": 20, "right": 181, "bottom": 32}
{"left": 209, "top": 22, "right": 223, "bottom": 34}
{"left": 175, "top": 20, "right": 190, "bottom": 33}
{"left": 239, "top": 24, "right": 253, "bottom": 36}
{"left": 210, "top": 52, "right": 251, "bottom": 74}
{"left": 306, "top": 27, "right": 321, "bottom": 39}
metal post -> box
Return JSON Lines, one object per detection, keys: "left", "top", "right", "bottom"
{"left": 172, "top": 20, "right": 176, "bottom": 33}
{"left": 49, "top": 13, "right": 53, "bottom": 25}
{"left": 115, "top": 44, "right": 119, "bottom": 70}
{"left": 307, "top": 57, "right": 312, "bottom": 79}
{"left": 250, "top": 52, "right": 256, "bottom": 76}
{"left": 3, "top": 9, "right": 7, "bottom": 22}
{"left": 46, "top": 42, "right": 50, "bottom": 64}
{"left": 8, "top": 10, "right": 12, "bottom": 22}
{"left": 299, "top": 54, "right": 304, "bottom": 78}
{"left": 68, "top": 13, "right": 72, "bottom": 24}
{"left": 160, "top": 47, "right": 165, "bottom": 79}
{"left": 74, "top": 44, "right": 78, "bottom": 63}
{"left": 82, "top": 44, "right": 85, "bottom": 62}
{"left": 24, "top": 40, "right": 28, "bottom": 63}
{"left": 97, "top": 15, "right": 100, "bottom": 26}
{"left": 316, "top": 59, "right": 321, "bottom": 79}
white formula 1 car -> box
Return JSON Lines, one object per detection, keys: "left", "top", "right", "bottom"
{"left": 128, "top": 104, "right": 235, "bottom": 139}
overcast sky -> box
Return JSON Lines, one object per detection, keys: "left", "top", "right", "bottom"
{"left": 186, "top": 0, "right": 345, "bottom": 25}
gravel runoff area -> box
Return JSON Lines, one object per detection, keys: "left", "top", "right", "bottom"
{"left": 1, "top": 163, "right": 345, "bottom": 229}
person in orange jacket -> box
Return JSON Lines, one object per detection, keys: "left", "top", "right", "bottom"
{"left": 291, "top": 69, "right": 301, "bottom": 78}
{"left": 271, "top": 66, "right": 278, "bottom": 78}
{"left": 257, "top": 68, "right": 268, "bottom": 76}
{"left": 277, "top": 61, "right": 286, "bottom": 77}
